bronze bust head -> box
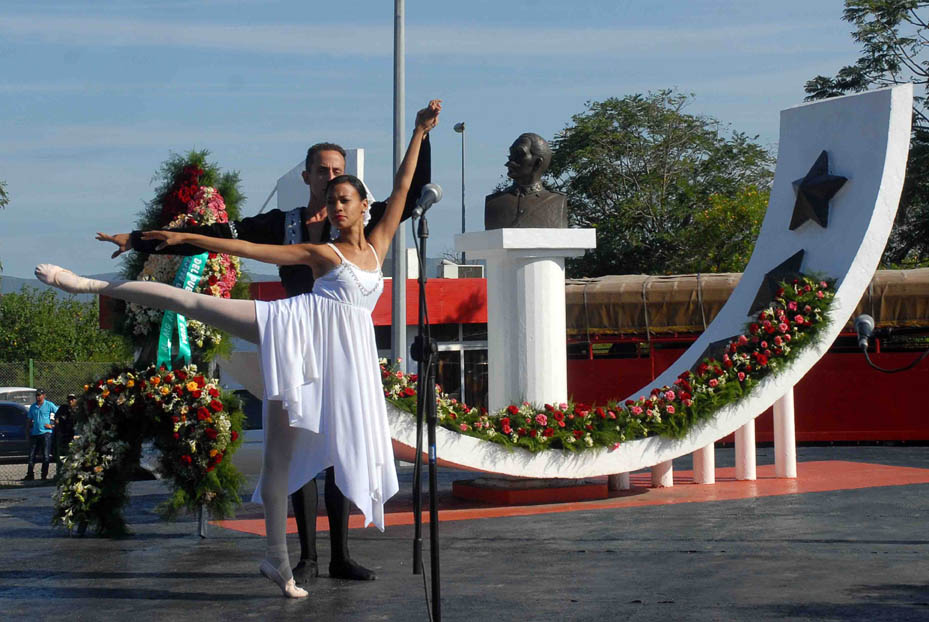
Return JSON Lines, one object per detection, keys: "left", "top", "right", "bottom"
{"left": 484, "top": 133, "right": 568, "bottom": 230}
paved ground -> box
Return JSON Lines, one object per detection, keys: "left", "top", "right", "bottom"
{"left": 2, "top": 446, "right": 929, "bottom": 621}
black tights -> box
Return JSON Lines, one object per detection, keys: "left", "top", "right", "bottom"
{"left": 290, "top": 467, "right": 351, "bottom": 563}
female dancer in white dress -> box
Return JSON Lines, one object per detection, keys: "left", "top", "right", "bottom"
{"left": 36, "top": 100, "right": 441, "bottom": 598}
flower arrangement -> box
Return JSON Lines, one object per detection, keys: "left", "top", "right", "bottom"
{"left": 383, "top": 276, "right": 834, "bottom": 454}
{"left": 125, "top": 183, "right": 242, "bottom": 350}
{"left": 53, "top": 364, "right": 244, "bottom": 537}
{"left": 117, "top": 151, "right": 249, "bottom": 363}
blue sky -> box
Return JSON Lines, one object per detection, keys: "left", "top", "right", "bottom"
{"left": 0, "top": 0, "right": 860, "bottom": 278}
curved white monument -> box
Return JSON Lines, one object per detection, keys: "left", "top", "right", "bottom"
{"left": 389, "top": 85, "right": 913, "bottom": 478}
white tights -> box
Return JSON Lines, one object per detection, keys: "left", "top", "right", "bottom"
{"left": 35, "top": 266, "right": 297, "bottom": 583}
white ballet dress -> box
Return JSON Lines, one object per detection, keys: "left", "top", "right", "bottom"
{"left": 251, "top": 243, "right": 398, "bottom": 531}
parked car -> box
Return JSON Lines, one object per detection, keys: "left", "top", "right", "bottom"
{"left": 0, "top": 400, "right": 30, "bottom": 461}
{"left": 0, "top": 387, "right": 36, "bottom": 405}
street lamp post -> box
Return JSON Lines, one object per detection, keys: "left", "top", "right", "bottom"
{"left": 453, "top": 122, "right": 466, "bottom": 264}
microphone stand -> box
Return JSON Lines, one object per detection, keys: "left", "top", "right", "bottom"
{"left": 410, "top": 212, "right": 441, "bottom": 621}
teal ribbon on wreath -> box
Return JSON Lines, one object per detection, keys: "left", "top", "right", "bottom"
{"left": 156, "top": 253, "right": 209, "bottom": 369}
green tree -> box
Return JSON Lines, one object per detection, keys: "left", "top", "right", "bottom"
{"left": 0, "top": 287, "right": 132, "bottom": 362}
{"left": 804, "top": 1, "right": 929, "bottom": 266}
{"left": 548, "top": 90, "right": 773, "bottom": 277}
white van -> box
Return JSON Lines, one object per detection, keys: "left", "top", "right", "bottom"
{"left": 0, "top": 387, "right": 36, "bottom": 405}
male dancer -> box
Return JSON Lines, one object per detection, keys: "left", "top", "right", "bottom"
{"left": 98, "top": 137, "right": 430, "bottom": 583}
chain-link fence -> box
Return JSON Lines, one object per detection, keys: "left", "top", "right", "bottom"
{"left": 0, "top": 360, "right": 129, "bottom": 486}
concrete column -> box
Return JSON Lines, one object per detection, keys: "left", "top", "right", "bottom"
{"left": 608, "top": 473, "right": 630, "bottom": 491}
{"left": 651, "top": 460, "right": 673, "bottom": 487}
{"left": 774, "top": 388, "right": 797, "bottom": 478}
{"left": 482, "top": 253, "right": 517, "bottom": 411}
{"left": 456, "top": 229, "right": 596, "bottom": 412}
{"left": 515, "top": 256, "right": 569, "bottom": 407}
{"left": 735, "top": 420, "right": 756, "bottom": 481}
{"left": 692, "top": 443, "right": 716, "bottom": 484}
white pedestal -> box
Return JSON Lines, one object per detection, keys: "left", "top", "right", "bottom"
{"left": 456, "top": 229, "right": 596, "bottom": 411}
{"left": 774, "top": 389, "right": 797, "bottom": 478}
{"left": 735, "top": 420, "right": 756, "bottom": 481}
{"left": 692, "top": 443, "right": 716, "bottom": 484}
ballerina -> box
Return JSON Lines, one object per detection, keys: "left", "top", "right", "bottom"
{"left": 36, "top": 99, "right": 441, "bottom": 599}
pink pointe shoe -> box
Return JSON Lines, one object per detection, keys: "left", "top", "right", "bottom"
{"left": 259, "top": 559, "right": 308, "bottom": 599}
{"left": 34, "top": 264, "right": 98, "bottom": 294}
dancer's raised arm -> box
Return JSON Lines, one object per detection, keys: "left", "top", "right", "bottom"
{"left": 140, "top": 230, "right": 330, "bottom": 274}
{"left": 367, "top": 100, "right": 441, "bottom": 260}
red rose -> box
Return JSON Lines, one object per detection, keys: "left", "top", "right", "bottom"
{"left": 208, "top": 275, "right": 219, "bottom": 286}
{"left": 194, "top": 375, "right": 206, "bottom": 388}
{"left": 164, "top": 374, "right": 174, "bottom": 383}
{"left": 181, "top": 455, "right": 192, "bottom": 465}
{"left": 197, "top": 407, "right": 210, "bottom": 420}
{"left": 507, "top": 405, "right": 519, "bottom": 415}
{"left": 208, "top": 388, "right": 219, "bottom": 398}
{"left": 573, "top": 430, "right": 584, "bottom": 439}
{"left": 191, "top": 390, "right": 202, "bottom": 399}
{"left": 402, "top": 387, "right": 415, "bottom": 397}
{"left": 173, "top": 432, "right": 180, "bottom": 440}
{"left": 231, "top": 430, "right": 239, "bottom": 442}
{"left": 210, "top": 399, "right": 223, "bottom": 412}
{"left": 517, "top": 427, "right": 527, "bottom": 437}
{"left": 543, "top": 427, "right": 554, "bottom": 437}
{"left": 528, "top": 430, "right": 538, "bottom": 438}
{"left": 205, "top": 428, "right": 218, "bottom": 440}
{"left": 500, "top": 417, "right": 510, "bottom": 427}
{"left": 176, "top": 370, "right": 187, "bottom": 381}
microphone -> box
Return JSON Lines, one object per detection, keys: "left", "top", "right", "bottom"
{"left": 411, "top": 183, "right": 442, "bottom": 219}
{"left": 854, "top": 314, "right": 875, "bottom": 351}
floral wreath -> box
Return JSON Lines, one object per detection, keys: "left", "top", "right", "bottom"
{"left": 53, "top": 364, "right": 244, "bottom": 537}
{"left": 382, "top": 275, "right": 834, "bottom": 453}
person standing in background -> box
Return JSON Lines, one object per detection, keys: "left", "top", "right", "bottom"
{"left": 25, "top": 389, "right": 57, "bottom": 480}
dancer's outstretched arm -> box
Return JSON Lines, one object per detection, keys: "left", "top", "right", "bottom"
{"left": 141, "top": 230, "right": 333, "bottom": 276}
{"left": 367, "top": 100, "right": 441, "bottom": 260}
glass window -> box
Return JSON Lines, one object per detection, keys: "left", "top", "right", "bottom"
{"left": 462, "top": 323, "right": 488, "bottom": 341}
{"left": 374, "top": 326, "right": 392, "bottom": 350}
{"left": 0, "top": 405, "right": 26, "bottom": 426}
{"left": 430, "top": 323, "right": 460, "bottom": 343}
{"left": 463, "top": 350, "right": 488, "bottom": 410}
{"left": 436, "top": 351, "right": 462, "bottom": 402}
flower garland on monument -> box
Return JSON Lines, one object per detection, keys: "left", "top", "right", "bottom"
{"left": 383, "top": 276, "right": 834, "bottom": 454}
{"left": 53, "top": 151, "right": 248, "bottom": 537}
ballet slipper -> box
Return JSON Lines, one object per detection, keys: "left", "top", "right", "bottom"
{"left": 34, "top": 264, "right": 101, "bottom": 294}
{"left": 260, "top": 559, "right": 309, "bottom": 599}
{"left": 329, "top": 558, "right": 376, "bottom": 581}
{"left": 292, "top": 559, "right": 319, "bottom": 585}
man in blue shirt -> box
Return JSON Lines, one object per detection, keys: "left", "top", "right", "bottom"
{"left": 25, "top": 389, "right": 57, "bottom": 480}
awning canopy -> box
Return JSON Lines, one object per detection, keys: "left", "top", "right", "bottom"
{"left": 565, "top": 268, "right": 929, "bottom": 337}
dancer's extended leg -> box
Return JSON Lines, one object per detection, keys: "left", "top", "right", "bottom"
{"left": 35, "top": 264, "right": 258, "bottom": 343}
{"left": 258, "top": 400, "right": 307, "bottom": 598}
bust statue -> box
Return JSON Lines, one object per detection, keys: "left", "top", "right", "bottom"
{"left": 484, "top": 133, "right": 568, "bottom": 230}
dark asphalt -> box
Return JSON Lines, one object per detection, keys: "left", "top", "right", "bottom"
{"left": 2, "top": 446, "right": 929, "bottom": 621}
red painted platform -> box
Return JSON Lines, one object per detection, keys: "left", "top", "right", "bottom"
{"left": 212, "top": 460, "right": 929, "bottom": 537}
{"left": 451, "top": 479, "right": 609, "bottom": 505}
